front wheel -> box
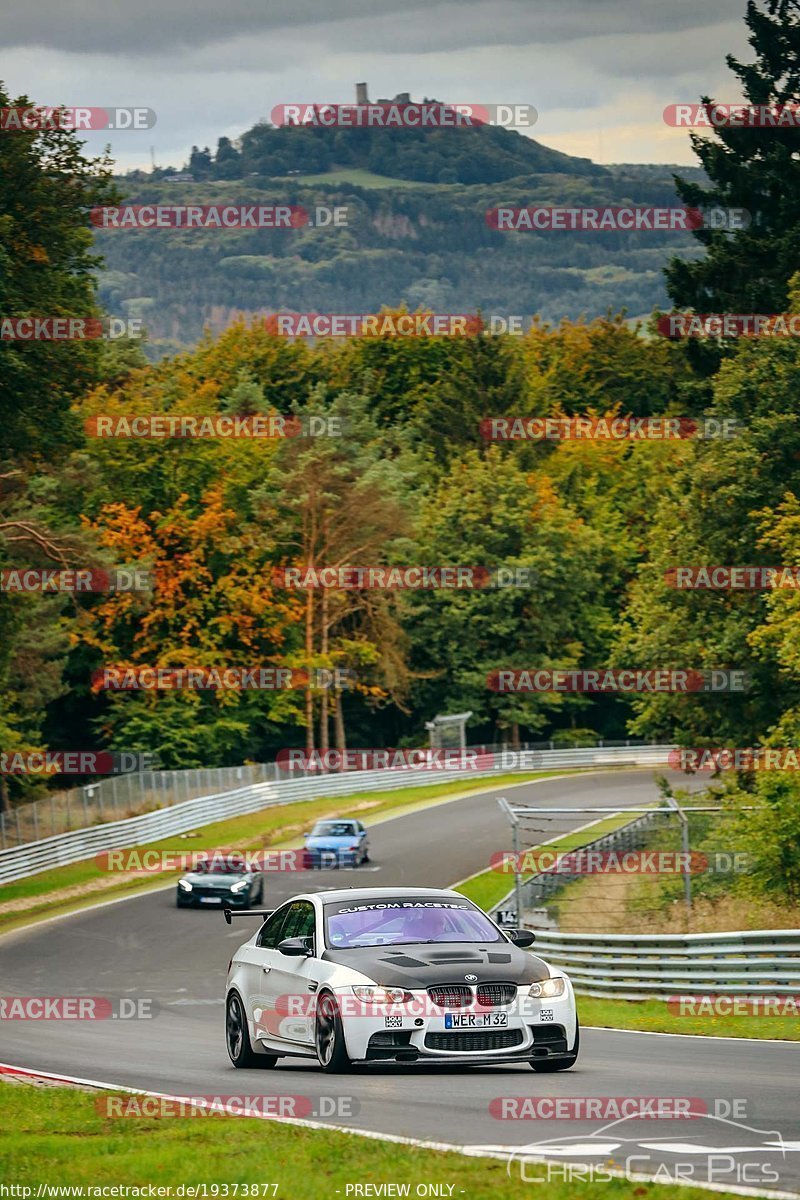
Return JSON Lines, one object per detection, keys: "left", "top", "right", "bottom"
{"left": 226, "top": 992, "right": 278, "bottom": 1069}
{"left": 530, "top": 1022, "right": 579, "bottom": 1072}
{"left": 315, "top": 992, "right": 352, "bottom": 1073}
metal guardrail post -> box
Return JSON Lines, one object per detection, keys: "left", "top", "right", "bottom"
{"left": 497, "top": 797, "right": 523, "bottom": 924}
{"left": 666, "top": 793, "right": 692, "bottom": 914}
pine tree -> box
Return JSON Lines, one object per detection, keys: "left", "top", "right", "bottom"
{"left": 665, "top": 0, "right": 800, "bottom": 312}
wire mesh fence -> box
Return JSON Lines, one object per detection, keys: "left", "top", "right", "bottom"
{"left": 0, "top": 763, "right": 278, "bottom": 850}
{"left": 495, "top": 799, "right": 755, "bottom": 935}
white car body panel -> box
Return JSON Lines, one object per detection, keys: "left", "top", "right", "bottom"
{"left": 225, "top": 886, "right": 578, "bottom": 1067}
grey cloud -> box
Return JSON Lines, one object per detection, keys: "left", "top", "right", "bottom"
{"left": 2, "top": 0, "right": 746, "bottom": 56}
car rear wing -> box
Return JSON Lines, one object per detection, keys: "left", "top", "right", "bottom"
{"left": 223, "top": 907, "right": 273, "bottom": 924}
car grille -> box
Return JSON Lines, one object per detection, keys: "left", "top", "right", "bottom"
{"left": 425, "top": 1029, "right": 524, "bottom": 1053}
{"left": 192, "top": 886, "right": 232, "bottom": 897}
{"left": 427, "top": 985, "right": 472, "bottom": 1009}
{"left": 476, "top": 983, "right": 516, "bottom": 1008}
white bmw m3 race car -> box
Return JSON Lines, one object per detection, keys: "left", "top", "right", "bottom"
{"left": 224, "top": 886, "right": 579, "bottom": 1072}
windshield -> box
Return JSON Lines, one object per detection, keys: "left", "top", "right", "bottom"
{"left": 324, "top": 898, "right": 504, "bottom": 948}
{"left": 311, "top": 821, "right": 357, "bottom": 837}
{"left": 194, "top": 859, "right": 246, "bottom": 875}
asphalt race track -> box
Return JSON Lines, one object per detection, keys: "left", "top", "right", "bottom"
{"left": 1, "top": 769, "right": 799, "bottom": 1194}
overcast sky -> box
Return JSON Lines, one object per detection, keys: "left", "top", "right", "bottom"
{"left": 2, "top": 0, "right": 752, "bottom": 172}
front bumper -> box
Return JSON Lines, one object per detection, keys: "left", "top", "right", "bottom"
{"left": 303, "top": 847, "right": 360, "bottom": 869}
{"left": 334, "top": 983, "right": 578, "bottom": 1064}
{"left": 177, "top": 889, "right": 250, "bottom": 907}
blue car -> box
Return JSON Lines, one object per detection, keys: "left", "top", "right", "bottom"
{"left": 303, "top": 818, "right": 370, "bottom": 868}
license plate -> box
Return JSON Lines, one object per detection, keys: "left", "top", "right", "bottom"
{"left": 200, "top": 896, "right": 222, "bottom": 904}
{"left": 444, "top": 1012, "right": 509, "bottom": 1028}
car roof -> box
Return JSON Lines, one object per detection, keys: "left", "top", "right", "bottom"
{"left": 300, "top": 886, "right": 465, "bottom": 905}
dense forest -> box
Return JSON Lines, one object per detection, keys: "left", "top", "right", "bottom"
{"left": 95, "top": 170, "right": 705, "bottom": 355}
{"left": 1, "top": 0, "right": 800, "bottom": 905}
{"left": 96, "top": 112, "right": 709, "bottom": 353}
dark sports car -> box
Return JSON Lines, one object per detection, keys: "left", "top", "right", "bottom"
{"left": 176, "top": 856, "right": 263, "bottom": 909}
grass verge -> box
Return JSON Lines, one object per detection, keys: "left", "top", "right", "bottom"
{"left": 0, "top": 770, "right": 583, "bottom": 937}
{"left": 0, "top": 1077, "right": 752, "bottom": 1200}
{"left": 576, "top": 994, "right": 800, "bottom": 1041}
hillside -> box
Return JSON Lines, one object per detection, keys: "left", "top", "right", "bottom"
{"left": 170, "top": 94, "right": 609, "bottom": 186}
{"left": 99, "top": 112, "right": 706, "bottom": 355}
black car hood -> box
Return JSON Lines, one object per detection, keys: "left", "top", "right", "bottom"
{"left": 321, "top": 943, "right": 551, "bottom": 987}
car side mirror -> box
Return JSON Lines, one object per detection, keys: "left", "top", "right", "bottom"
{"left": 278, "top": 936, "right": 312, "bottom": 957}
{"left": 509, "top": 929, "right": 535, "bottom": 947}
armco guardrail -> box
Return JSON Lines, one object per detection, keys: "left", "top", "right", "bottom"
{"left": 0, "top": 739, "right": 670, "bottom": 850}
{"left": 0, "top": 743, "right": 674, "bottom": 885}
{"left": 0, "top": 781, "right": 281, "bottom": 886}
{"left": 526, "top": 928, "right": 800, "bottom": 998}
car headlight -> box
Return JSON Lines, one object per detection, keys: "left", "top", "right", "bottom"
{"left": 178, "top": 879, "right": 193, "bottom": 892}
{"left": 528, "top": 977, "right": 566, "bottom": 999}
{"left": 230, "top": 879, "right": 249, "bottom": 893}
{"left": 352, "top": 986, "right": 412, "bottom": 1004}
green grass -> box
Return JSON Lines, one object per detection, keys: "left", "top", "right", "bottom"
{"left": 274, "top": 167, "right": 432, "bottom": 188}
{"left": 0, "top": 770, "right": 584, "bottom": 936}
{"left": 0, "top": 1079, "right": 753, "bottom": 1199}
{"left": 577, "top": 994, "right": 800, "bottom": 1041}
{"left": 454, "top": 812, "right": 642, "bottom": 912}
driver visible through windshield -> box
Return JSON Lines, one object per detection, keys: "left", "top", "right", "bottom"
{"left": 324, "top": 897, "right": 504, "bottom": 948}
